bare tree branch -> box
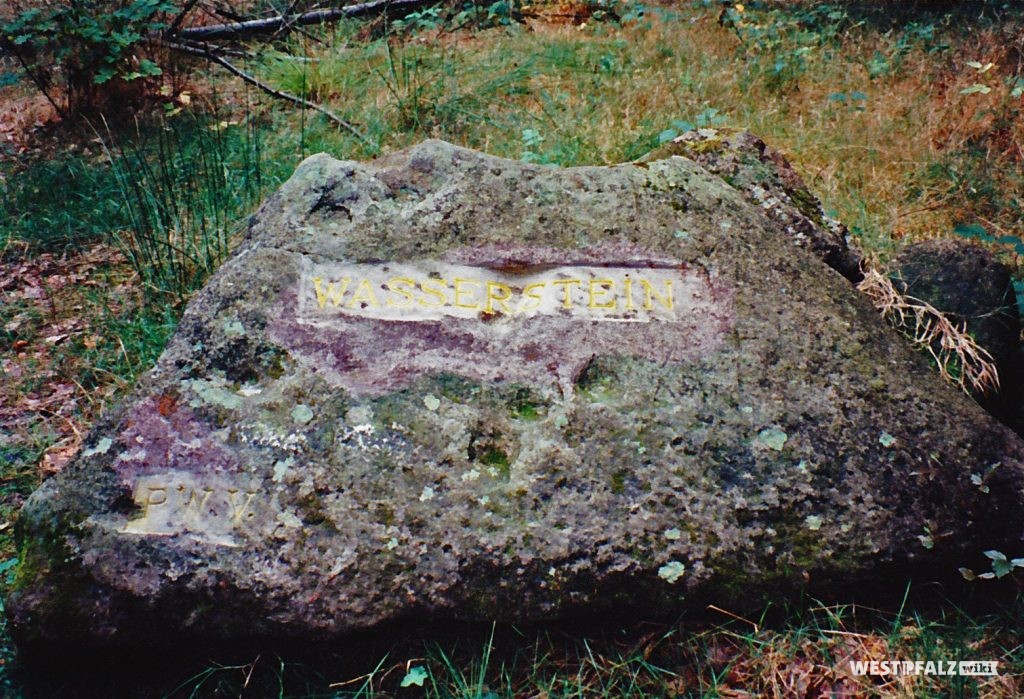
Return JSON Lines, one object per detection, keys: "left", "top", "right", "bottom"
{"left": 165, "top": 0, "right": 203, "bottom": 38}
{"left": 171, "top": 0, "right": 439, "bottom": 41}
{"left": 164, "top": 40, "right": 373, "bottom": 148}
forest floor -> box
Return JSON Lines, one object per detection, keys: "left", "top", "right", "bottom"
{"left": 2, "top": 1, "right": 1024, "bottom": 696}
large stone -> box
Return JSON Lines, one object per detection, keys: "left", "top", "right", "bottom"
{"left": 9, "top": 140, "right": 1024, "bottom": 651}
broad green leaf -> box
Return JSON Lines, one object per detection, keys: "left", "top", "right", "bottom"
{"left": 960, "top": 83, "right": 992, "bottom": 95}
{"left": 136, "top": 59, "right": 163, "bottom": 77}
{"left": 400, "top": 666, "right": 428, "bottom": 687}
{"left": 993, "top": 558, "right": 1012, "bottom": 578}
{"left": 94, "top": 66, "right": 117, "bottom": 84}
{"left": 953, "top": 223, "right": 993, "bottom": 241}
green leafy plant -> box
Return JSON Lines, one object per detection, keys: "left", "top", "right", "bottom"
{"left": 520, "top": 127, "right": 550, "bottom": 163}
{"left": 827, "top": 90, "right": 868, "bottom": 112}
{"left": 519, "top": 128, "right": 581, "bottom": 165}
{"left": 721, "top": 2, "right": 850, "bottom": 90}
{"left": 657, "top": 106, "right": 727, "bottom": 144}
{"left": 960, "top": 550, "right": 1024, "bottom": 581}
{"left": 951, "top": 221, "right": 1024, "bottom": 255}
{"left": 0, "top": 0, "right": 178, "bottom": 115}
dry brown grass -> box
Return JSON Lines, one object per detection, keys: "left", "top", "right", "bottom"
{"left": 265, "top": 3, "right": 1022, "bottom": 271}
{"left": 858, "top": 264, "right": 1001, "bottom": 395}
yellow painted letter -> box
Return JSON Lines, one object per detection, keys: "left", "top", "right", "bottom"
{"left": 518, "top": 282, "right": 546, "bottom": 313}
{"left": 551, "top": 279, "right": 582, "bottom": 309}
{"left": 138, "top": 485, "right": 167, "bottom": 518}
{"left": 227, "top": 489, "right": 257, "bottom": 525}
{"left": 419, "top": 278, "right": 449, "bottom": 307}
{"left": 485, "top": 281, "right": 514, "bottom": 314}
{"left": 640, "top": 278, "right": 674, "bottom": 311}
{"left": 312, "top": 277, "right": 350, "bottom": 308}
{"left": 347, "top": 279, "right": 381, "bottom": 308}
{"left": 181, "top": 485, "right": 214, "bottom": 515}
{"left": 587, "top": 279, "right": 616, "bottom": 309}
{"left": 385, "top": 277, "right": 416, "bottom": 307}
{"left": 453, "top": 278, "right": 481, "bottom": 310}
{"left": 623, "top": 276, "right": 635, "bottom": 311}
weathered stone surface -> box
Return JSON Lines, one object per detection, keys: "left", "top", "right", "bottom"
{"left": 894, "top": 238, "right": 1024, "bottom": 434}
{"left": 9, "top": 140, "right": 1024, "bottom": 651}
{"left": 642, "top": 128, "right": 862, "bottom": 281}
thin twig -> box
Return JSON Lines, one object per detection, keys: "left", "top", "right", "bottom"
{"left": 163, "top": 40, "right": 372, "bottom": 147}
{"left": 165, "top": 0, "right": 203, "bottom": 37}
{"left": 11, "top": 51, "right": 64, "bottom": 118}
{"left": 272, "top": 0, "right": 305, "bottom": 40}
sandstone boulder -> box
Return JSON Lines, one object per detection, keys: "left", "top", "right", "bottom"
{"left": 9, "top": 140, "right": 1024, "bottom": 651}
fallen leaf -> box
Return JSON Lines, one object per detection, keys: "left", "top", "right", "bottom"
{"left": 40, "top": 442, "right": 80, "bottom": 475}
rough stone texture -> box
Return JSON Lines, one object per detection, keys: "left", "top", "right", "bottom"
{"left": 9, "top": 140, "right": 1024, "bottom": 652}
{"left": 894, "top": 238, "right": 1024, "bottom": 434}
{"left": 641, "top": 128, "right": 862, "bottom": 281}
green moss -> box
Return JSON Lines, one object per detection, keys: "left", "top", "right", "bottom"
{"left": 786, "top": 185, "right": 827, "bottom": 227}
{"left": 265, "top": 350, "right": 287, "bottom": 380}
{"left": 480, "top": 448, "right": 510, "bottom": 480}
{"left": 433, "top": 373, "right": 481, "bottom": 402}
{"left": 10, "top": 539, "right": 46, "bottom": 593}
{"left": 515, "top": 403, "right": 540, "bottom": 420}
{"left": 610, "top": 469, "right": 629, "bottom": 494}
{"left": 505, "top": 386, "right": 546, "bottom": 421}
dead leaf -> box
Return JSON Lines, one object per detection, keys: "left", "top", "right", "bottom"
{"left": 40, "top": 442, "right": 79, "bottom": 475}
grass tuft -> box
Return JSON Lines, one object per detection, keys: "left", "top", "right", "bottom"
{"left": 101, "top": 108, "right": 265, "bottom": 304}
{"left": 858, "top": 264, "right": 1001, "bottom": 396}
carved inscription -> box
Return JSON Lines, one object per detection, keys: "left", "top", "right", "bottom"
{"left": 299, "top": 262, "right": 702, "bottom": 323}
{"left": 121, "top": 474, "right": 259, "bottom": 545}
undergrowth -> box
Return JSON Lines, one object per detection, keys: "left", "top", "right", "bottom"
{"left": 2, "top": 0, "right": 1024, "bottom": 697}
{"left": 11, "top": 590, "right": 1024, "bottom": 696}
{"left": 0, "top": 152, "right": 129, "bottom": 251}
{"left": 103, "top": 108, "right": 267, "bottom": 304}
